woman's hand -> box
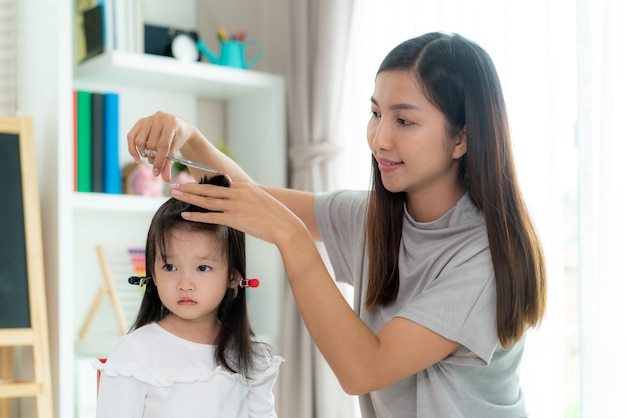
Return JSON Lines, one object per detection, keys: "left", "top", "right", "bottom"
{"left": 127, "top": 111, "right": 253, "bottom": 184}
{"left": 169, "top": 181, "right": 307, "bottom": 247}
{"left": 127, "top": 111, "right": 197, "bottom": 182}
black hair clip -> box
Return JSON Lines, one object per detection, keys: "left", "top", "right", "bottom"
{"left": 128, "top": 276, "right": 151, "bottom": 286}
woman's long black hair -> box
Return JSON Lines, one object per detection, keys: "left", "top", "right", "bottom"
{"left": 130, "top": 174, "right": 256, "bottom": 376}
{"left": 365, "top": 32, "right": 546, "bottom": 347}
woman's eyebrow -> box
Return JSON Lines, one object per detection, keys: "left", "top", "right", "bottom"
{"left": 370, "top": 96, "right": 421, "bottom": 111}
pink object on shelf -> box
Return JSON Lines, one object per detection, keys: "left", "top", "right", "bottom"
{"left": 124, "top": 162, "right": 164, "bottom": 196}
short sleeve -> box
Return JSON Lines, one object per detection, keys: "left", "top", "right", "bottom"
{"left": 94, "top": 336, "right": 148, "bottom": 418}
{"left": 247, "top": 344, "right": 285, "bottom": 418}
{"left": 315, "top": 190, "right": 369, "bottom": 286}
{"left": 397, "top": 248, "right": 499, "bottom": 365}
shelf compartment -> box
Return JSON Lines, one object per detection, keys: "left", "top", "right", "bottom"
{"left": 74, "top": 51, "right": 283, "bottom": 99}
{"left": 72, "top": 192, "right": 167, "bottom": 213}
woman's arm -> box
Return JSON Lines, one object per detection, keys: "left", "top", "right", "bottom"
{"left": 170, "top": 181, "right": 459, "bottom": 394}
{"left": 126, "top": 112, "right": 321, "bottom": 240}
{"left": 129, "top": 112, "right": 459, "bottom": 393}
{"left": 126, "top": 111, "right": 251, "bottom": 183}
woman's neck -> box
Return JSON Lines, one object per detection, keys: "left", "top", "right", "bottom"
{"left": 405, "top": 184, "right": 465, "bottom": 222}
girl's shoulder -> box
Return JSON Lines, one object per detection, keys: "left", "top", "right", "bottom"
{"left": 250, "top": 339, "right": 285, "bottom": 376}
{"left": 92, "top": 323, "right": 248, "bottom": 387}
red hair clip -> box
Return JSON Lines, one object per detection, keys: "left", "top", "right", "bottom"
{"left": 240, "top": 278, "right": 260, "bottom": 288}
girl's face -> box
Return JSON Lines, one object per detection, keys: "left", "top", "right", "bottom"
{"left": 367, "top": 70, "right": 466, "bottom": 219}
{"left": 153, "top": 227, "right": 237, "bottom": 331}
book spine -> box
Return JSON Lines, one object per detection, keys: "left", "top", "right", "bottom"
{"left": 75, "top": 0, "right": 98, "bottom": 63}
{"left": 73, "top": 89, "right": 78, "bottom": 191}
{"left": 76, "top": 90, "right": 92, "bottom": 192}
{"left": 83, "top": 4, "right": 105, "bottom": 60}
{"left": 113, "top": 0, "right": 127, "bottom": 51}
{"left": 102, "top": 0, "right": 115, "bottom": 51}
{"left": 91, "top": 92, "right": 105, "bottom": 193}
{"left": 133, "top": 0, "right": 143, "bottom": 53}
{"left": 103, "top": 92, "right": 121, "bottom": 194}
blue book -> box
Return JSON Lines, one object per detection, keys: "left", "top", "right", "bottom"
{"left": 103, "top": 92, "right": 121, "bottom": 194}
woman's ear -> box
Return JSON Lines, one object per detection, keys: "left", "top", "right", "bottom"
{"left": 452, "top": 126, "right": 467, "bottom": 159}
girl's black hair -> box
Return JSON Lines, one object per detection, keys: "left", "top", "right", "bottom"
{"left": 130, "top": 174, "right": 257, "bottom": 376}
{"left": 366, "top": 32, "right": 546, "bottom": 347}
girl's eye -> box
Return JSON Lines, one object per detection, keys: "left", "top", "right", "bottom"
{"left": 371, "top": 109, "right": 381, "bottom": 118}
{"left": 164, "top": 264, "right": 177, "bottom": 272}
{"left": 397, "top": 118, "right": 413, "bottom": 126}
{"left": 198, "top": 265, "right": 212, "bottom": 272}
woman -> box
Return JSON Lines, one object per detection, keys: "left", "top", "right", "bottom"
{"left": 127, "top": 32, "right": 546, "bottom": 417}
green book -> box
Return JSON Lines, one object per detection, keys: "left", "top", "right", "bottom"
{"left": 77, "top": 90, "right": 92, "bottom": 192}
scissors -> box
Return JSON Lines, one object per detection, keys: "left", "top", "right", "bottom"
{"left": 141, "top": 149, "right": 219, "bottom": 174}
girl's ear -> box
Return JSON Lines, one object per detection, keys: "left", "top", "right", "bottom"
{"left": 229, "top": 272, "right": 242, "bottom": 289}
{"left": 452, "top": 126, "right": 467, "bottom": 159}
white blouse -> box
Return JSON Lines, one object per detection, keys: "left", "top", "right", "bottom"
{"left": 93, "top": 322, "right": 284, "bottom": 418}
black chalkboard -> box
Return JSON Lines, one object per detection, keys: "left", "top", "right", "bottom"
{"left": 0, "top": 132, "right": 31, "bottom": 328}
{"left": 0, "top": 116, "right": 53, "bottom": 417}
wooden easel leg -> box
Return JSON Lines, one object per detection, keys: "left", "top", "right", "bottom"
{"left": 96, "top": 244, "right": 129, "bottom": 335}
{"left": 0, "top": 346, "right": 13, "bottom": 418}
{"left": 78, "top": 285, "right": 108, "bottom": 340}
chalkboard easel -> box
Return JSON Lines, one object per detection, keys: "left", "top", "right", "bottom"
{"left": 0, "top": 116, "right": 53, "bottom": 418}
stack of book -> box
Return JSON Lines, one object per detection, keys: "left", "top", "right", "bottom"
{"left": 76, "top": 0, "right": 144, "bottom": 63}
{"left": 73, "top": 89, "right": 121, "bottom": 194}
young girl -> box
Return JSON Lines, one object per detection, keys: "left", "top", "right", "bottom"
{"left": 94, "top": 175, "right": 283, "bottom": 418}
{"left": 128, "top": 32, "right": 547, "bottom": 417}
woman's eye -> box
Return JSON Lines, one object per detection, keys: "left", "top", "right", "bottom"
{"left": 371, "top": 109, "right": 380, "bottom": 118}
{"left": 198, "top": 265, "right": 212, "bottom": 272}
{"left": 398, "top": 118, "right": 413, "bottom": 126}
{"left": 164, "top": 264, "right": 177, "bottom": 272}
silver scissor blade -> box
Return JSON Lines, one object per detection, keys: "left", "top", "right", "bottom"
{"left": 167, "top": 156, "right": 220, "bottom": 174}
{"left": 141, "top": 150, "right": 219, "bottom": 174}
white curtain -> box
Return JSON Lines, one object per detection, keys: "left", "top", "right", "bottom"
{"left": 337, "top": 0, "right": 577, "bottom": 416}
{"left": 577, "top": 0, "right": 626, "bottom": 416}
{"left": 277, "top": 1, "right": 357, "bottom": 417}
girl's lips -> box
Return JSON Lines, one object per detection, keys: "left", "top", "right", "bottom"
{"left": 178, "top": 297, "right": 197, "bottom": 305}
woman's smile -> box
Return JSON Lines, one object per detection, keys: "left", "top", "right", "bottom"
{"left": 377, "top": 157, "right": 402, "bottom": 172}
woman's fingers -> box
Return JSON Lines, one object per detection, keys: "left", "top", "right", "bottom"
{"left": 142, "top": 113, "right": 170, "bottom": 181}
{"left": 127, "top": 117, "right": 149, "bottom": 162}
{"left": 127, "top": 112, "right": 183, "bottom": 182}
{"left": 170, "top": 181, "right": 296, "bottom": 245}
{"left": 170, "top": 181, "right": 250, "bottom": 216}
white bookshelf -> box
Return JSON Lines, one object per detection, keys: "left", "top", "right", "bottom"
{"left": 15, "top": 18, "right": 286, "bottom": 418}
{"left": 68, "top": 52, "right": 286, "bottom": 417}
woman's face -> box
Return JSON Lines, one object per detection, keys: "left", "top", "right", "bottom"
{"left": 367, "top": 70, "right": 466, "bottom": 218}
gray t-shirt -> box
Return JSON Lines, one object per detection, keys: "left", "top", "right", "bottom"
{"left": 315, "top": 190, "right": 527, "bottom": 418}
